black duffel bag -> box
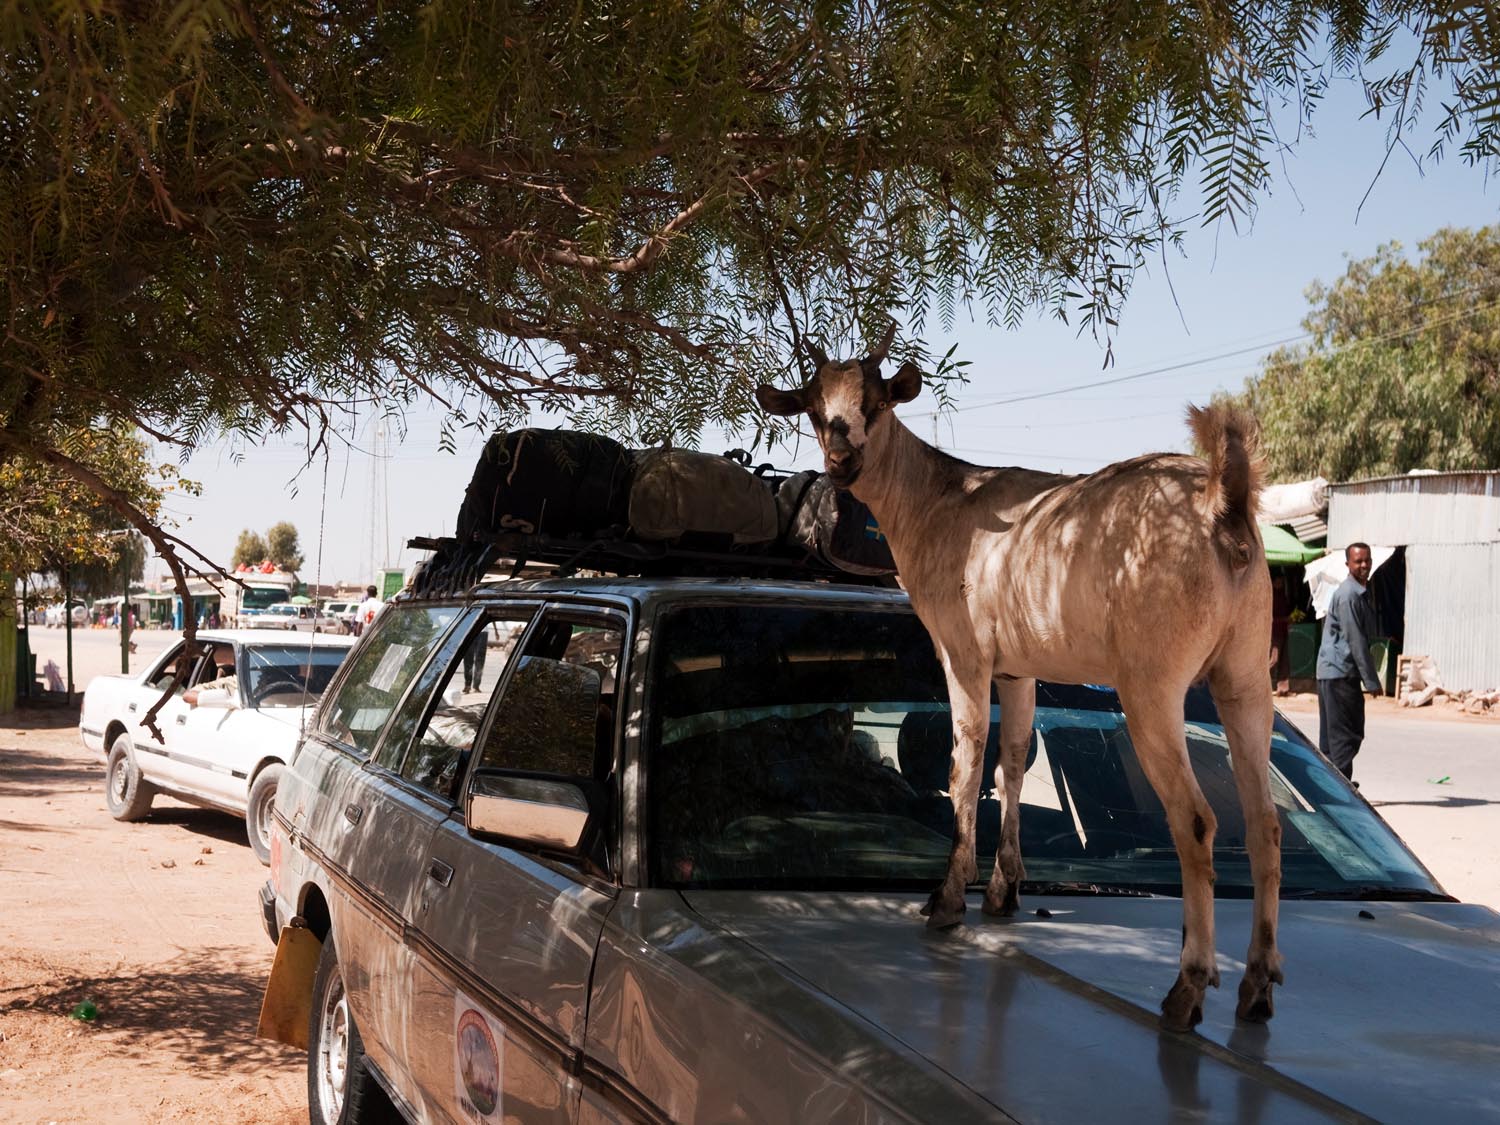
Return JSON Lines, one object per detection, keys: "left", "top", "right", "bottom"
{"left": 455, "top": 429, "right": 633, "bottom": 542}
{"left": 777, "top": 470, "right": 898, "bottom": 575}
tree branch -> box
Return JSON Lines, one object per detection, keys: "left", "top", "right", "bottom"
{"left": 0, "top": 432, "right": 211, "bottom": 743}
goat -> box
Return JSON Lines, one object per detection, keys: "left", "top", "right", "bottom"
{"left": 756, "top": 332, "right": 1282, "bottom": 1032}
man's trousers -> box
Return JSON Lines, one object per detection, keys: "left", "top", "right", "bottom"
{"left": 1317, "top": 676, "right": 1365, "bottom": 779}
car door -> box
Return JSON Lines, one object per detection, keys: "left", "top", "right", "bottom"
{"left": 301, "top": 602, "right": 470, "bottom": 1094}
{"left": 163, "top": 641, "right": 254, "bottom": 804}
{"left": 407, "top": 606, "right": 626, "bottom": 1123}
{"left": 128, "top": 641, "right": 200, "bottom": 790}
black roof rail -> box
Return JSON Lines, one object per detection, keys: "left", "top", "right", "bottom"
{"left": 405, "top": 530, "right": 896, "bottom": 598}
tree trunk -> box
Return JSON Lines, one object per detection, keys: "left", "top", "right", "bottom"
{"left": 0, "top": 573, "right": 17, "bottom": 715}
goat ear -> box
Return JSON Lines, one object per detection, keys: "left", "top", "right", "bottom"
{"left": 886, "top": 362, "right": 923, "bottom": 404}
{"left": 755, "top": 383, "right": 807, "bottom": 417}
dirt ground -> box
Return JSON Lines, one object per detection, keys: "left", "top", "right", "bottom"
{"left": 0, "top": 706, "right": 305, "bottom": 1124}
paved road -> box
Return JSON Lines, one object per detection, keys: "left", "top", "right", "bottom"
{"left": 22, "top": 625, "right": 186, "bottom": 695}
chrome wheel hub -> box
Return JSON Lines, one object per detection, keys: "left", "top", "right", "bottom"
{"left": 315, "top": 971, "right": 349, "bottom": 1119}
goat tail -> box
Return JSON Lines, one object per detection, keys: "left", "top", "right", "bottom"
{"left": 1186, "top": 403, "right": 1265, "bottom": 525}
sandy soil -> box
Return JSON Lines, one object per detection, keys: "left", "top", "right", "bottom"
{"left": 0, "top": 706, "right": 305, "bottom": 1125}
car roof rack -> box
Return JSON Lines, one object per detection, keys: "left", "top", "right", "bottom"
{"left": 404, "top": 530, "right": 896, "bottom": 599}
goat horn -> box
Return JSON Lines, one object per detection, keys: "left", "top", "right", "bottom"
{"left": 864, "top": 322, "right": 897, "bottom": 366}
{"left": 804, "top": 339, "right": 830, "bottom": 370}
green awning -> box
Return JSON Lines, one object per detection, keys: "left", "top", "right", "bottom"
{"left": 1259, "top": 522, "right": 1324, "bottom": 567}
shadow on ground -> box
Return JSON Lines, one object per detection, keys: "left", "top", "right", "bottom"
{"left": 0, "top": 746, "right": 101, "bottom": 798}
{"left": 1370, "top": 796, "right": 1500, "bottom": 810}
{"left": 3, "top": 951, "right": 298, "bottom": 1069}
{"left": 2, "top": 704, "right": 84, "bottom": 731}
{"left": 143, "top": 805, "right": 254, "bottom": 850}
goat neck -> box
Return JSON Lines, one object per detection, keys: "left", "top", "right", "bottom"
{"left": 847, "top": 414, "right": 952, "bottom": 546}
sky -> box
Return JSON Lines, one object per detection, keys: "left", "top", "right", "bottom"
{"left": 148, "top": 75, "right": 1499, "bottom": 589}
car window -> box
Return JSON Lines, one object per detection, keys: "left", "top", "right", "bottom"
{"left": 146, "top": 642, "right": 188, "bottom": 691}
{"left": 191, "top": 644, "right": 238, "bottom": 687}
{"left": 475, "top": 616, "right": 624, "bottom": 780}
{"left": 385, "top": 613, "right": 533, "bottom": 796}
{"left": 242, "top": 644, "right": 351, "bottom": 707}
{"left": 319, "top": 605, "right": 464, "bottom": 757}
{"left": 647, "top": 604, "right": 1444, "bottom": 898}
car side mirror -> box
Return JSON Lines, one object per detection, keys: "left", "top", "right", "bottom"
{"left": 466, "top": 772, "right": 591, "bottom": 852}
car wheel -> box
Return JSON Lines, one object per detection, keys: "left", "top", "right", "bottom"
{"left": 246, "top": 764, "right": 285, "bottom": 865}
{"left": 308, "top": 935, "right": 400, "bottom": 1125}
{"left": 105, "top": 736, "right": 156, "bottom": 822}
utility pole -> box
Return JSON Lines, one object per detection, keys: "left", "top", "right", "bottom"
{"left": 119, "top": 533, "right": 131, "bottom": 674}
{"left": 63, "top": 562, "right": 74, "bottom": 704}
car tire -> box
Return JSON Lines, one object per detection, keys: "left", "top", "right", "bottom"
{"left": 308, "top": 935, "right": 400, "bottom": 1125}
{"left": 246, "top": 764, "right": 284, "bottom": 866}
{"left": 105, "top": 736, "right": 156, "bottom": 822}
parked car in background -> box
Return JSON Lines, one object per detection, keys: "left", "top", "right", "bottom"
{"left": 44, "top": 601, "right": 88, "bottom": 627}
{"left": 243, "top": 602, "right": 339, "bottom": 632}
{"left": 319, "top": 600, "right": 360, "bottom": 634}
{"left": 260, "top": 578, "right": 1500, "bottom": 1125}
{"left": 81, "top": 630, "right": 354, "bottom": 862}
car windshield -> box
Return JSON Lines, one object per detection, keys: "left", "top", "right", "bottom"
{"left": 242, "top": 644, "right": 348, "bottom": 707}
{"left": 647, "top": 604, "right": 1444, "bottom": 900}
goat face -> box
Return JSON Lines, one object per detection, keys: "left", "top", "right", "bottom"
{"left": 755, "top": 337, "right": 922, "bottom": 488}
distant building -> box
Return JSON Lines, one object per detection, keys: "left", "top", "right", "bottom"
{"left": 180, "top": 565, "right": 298, "bottom": 625}
{"left": 1327, "top": 471, "right": 1499, "bottom": 692}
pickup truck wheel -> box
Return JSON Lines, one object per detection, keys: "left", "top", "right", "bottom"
{"left": 308, "top": 935, "right": 400, "bottom": 1125}
{"left": 246, "top": 764, "right": 284, "bottom": 865}
{"left": 105, "top": 737, "right": 156, "bottom": 822}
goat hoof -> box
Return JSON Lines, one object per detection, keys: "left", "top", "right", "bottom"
{"left": 925, "top": 901, "right": 966, "bottom": 930}
{"left": 981, "top": 887, "right": 1019, "bottom": 917}
{"left": 1236, "top": 974, "right": 1277, "bottom": 1023}
{"left": 1160, "top": 978, "right": 1205, "bottom": 1033}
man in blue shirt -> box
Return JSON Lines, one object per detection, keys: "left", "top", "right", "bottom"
{"left": 1316, "top": 542, "right": 1384, "bottom": 780}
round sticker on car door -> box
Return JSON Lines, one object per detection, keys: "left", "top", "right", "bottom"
{"left": 454, "top": 991, "right": 504, "bottom": 1121}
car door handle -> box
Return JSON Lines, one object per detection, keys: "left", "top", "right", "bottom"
{"left": 175, "top": 715, "right": 187, "bottom": 725}
{"left": 343, "top": 803, "right": 363, "bottom": 826}
{"left": 426, "top": 858, "right": 454, "bottom": 888}
{"left": 127, "top": 703, "right": 137, "bottom": 713}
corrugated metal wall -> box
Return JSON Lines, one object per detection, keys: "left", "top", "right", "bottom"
{"left": 1327, "top": 472, "right": 1500, "bottom": 691}
{"left": 1405, "top": 543, "right": 1500, "bottom": 692}
{"left": 1328, "top": 471, "right": 1499, "bottom": 548}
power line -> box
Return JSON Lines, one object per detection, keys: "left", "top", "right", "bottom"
{"left": 918, "top": 284, "right": 1500, "bottom": 417}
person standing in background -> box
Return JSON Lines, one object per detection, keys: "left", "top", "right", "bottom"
{"left": 1316, "top": 542, "right": 1384, "bottom": 782}
{"left": 357, "top": 584, "right": 384, "bottom": 637}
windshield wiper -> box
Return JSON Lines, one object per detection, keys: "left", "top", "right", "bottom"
{"left": 1014, "top": 880, "right": 1156, "bottom": 898}
{"left": 1282, "top": 885, "right": 1457, "bottom": 902}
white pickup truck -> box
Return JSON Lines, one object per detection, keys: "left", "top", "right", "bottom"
{"left": 241, "top": 602, "right": 340, "bottom": 631}
{"left": 79, "top": 629, "right": 354, "bottom": 863}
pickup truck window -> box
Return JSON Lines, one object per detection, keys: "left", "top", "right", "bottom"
{"left": 390, "top": 614, "right": 532, "bottom": 796}
{"left": 319, "top": 605, "right": 463, "bottom": 758}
